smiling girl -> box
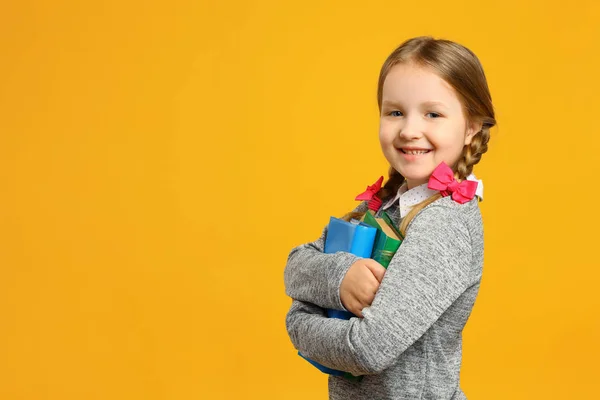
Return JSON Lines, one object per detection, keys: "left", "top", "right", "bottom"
{"left": 284, "top": 36, "right": 496, "bottom": 399}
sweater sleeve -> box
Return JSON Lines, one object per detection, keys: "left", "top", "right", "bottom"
{"left": 285, "top": 205, "right": 475, "bottom": 376}
{"left": 283, "top": 201, "right": 369, "bottom": 311}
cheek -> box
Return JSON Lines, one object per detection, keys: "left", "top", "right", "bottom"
{"left": 433, "top": 135, "right": 466, "bottom": 162}
{"left": 378, "top": 124, "right": 394, "bottom": 144}
{"left": 378, "top": 131, "right": 389, "bottom": 146}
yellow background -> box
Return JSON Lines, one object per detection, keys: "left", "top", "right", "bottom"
{"left": 1, "top": 0, "right": 599, "bottom": 398}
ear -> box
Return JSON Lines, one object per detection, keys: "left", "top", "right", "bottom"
{"left": 464, "top": 120, "right": 483, "bottom": 146}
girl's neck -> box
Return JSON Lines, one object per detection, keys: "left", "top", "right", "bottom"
{"left": 405, "top": 179, "right": 428, "bottom": 190}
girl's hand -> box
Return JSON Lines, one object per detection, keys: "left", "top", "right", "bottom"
{"left": 340, "top": 258, "right": 386, "bottom": 318}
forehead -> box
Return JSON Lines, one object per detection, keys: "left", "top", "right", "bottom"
{"left": 382, "top": 63, "right": 461, "bottom": 108}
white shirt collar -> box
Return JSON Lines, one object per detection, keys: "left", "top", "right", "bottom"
{"left": 381, "top": 173, "right": 484, "bottom": 218}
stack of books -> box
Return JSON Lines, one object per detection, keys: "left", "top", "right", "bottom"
{"left": 297, "top": 209, "right": 403, "bottom": 381}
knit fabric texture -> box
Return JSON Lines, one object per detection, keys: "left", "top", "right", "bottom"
{"left": 284, "top": 195, "right": 484, "bottom": 399}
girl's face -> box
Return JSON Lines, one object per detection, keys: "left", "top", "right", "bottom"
{"left": 379, "top": 62, "right": 481, "bottom": 190}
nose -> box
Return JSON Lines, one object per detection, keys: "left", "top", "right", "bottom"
{"left": 397, "top": 115, "right": 423, "bottom": 140}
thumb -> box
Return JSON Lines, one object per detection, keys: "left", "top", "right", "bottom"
{"left": 364, "top": 259, "right": 386, "bottom": 283}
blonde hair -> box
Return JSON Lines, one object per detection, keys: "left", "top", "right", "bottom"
{"left": 343, "top": 36, "right": 497, "bottom": 237}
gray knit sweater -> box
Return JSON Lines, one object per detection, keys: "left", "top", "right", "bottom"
{"left": 284, "top": 195, "right": 484, "bottom": 399}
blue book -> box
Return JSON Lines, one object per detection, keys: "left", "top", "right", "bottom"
{"left": 324, "top": 217, "right": 376, "bottom": 319}
{"left": 297, "top": 217, "right": 376, "bottom": 382}
{"left": 324, "top": 217, "right": 376, "bottom": 258}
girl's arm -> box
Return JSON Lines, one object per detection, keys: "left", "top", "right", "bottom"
{"left": 285, "top": 204, "right": 477, "bottom": 376}
{"left": 283, "top": 201, "right": 369, "bottom": 311}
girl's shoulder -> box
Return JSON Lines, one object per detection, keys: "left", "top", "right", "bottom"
{"left": 409, "top": 195, "right": 483, "bottom": 233}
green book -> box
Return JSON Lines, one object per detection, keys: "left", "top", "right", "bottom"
{"left": 362, "top": 210, "right": 403, "bottom": 268}
{"left": 380, "top": 211, "right": 404, "bottom": 241}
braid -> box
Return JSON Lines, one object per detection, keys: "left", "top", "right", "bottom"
{"left": 377, "top": 166, "right": 405, "bottom": 203}
{"left": 341, "top": 166, "right": 405, "bottom": 222}
{"left": 456, "top": 125, "right": 491, "bottom": 180}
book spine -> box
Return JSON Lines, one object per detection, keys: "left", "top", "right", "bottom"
{"left": 372, "top": 248, "right": 396, "bottom": 268}
{"left": 349, "top": 224, "right": 377, "bottom": 258}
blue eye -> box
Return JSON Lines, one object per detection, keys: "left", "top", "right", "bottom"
{"left": 388, "top": 111, "right": 440, "bottom": 118}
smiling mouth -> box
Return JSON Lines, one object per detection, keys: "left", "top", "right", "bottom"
{"left": 400, "top": 149, "right": 432, "bottom": 155}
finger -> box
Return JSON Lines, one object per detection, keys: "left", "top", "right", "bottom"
{"left": 364, "top": 271, "right": 380, "bottom": 295}
{"left": 364, "top": 259, "right": 386, "bottom": 283}
{"left": 358, "top": 299, "right": 370, "bottom": 315}
{"left": 358, "top": 293, "right": 375, "bottom": 309}
{"left": 352, "top": 299, "right": 365, "bottom": 318}
{"left": 348, "top": 297, "right": 362, "bottom": 317}
{"left": 357, "top": 275, "right": 379, "bottom": 307}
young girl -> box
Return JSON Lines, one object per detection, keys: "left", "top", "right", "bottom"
{"left": 283, "top": 36, "right": 496, "bottom": 399}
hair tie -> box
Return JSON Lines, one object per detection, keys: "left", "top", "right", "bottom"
{"left": 428, "top": 162, "right": 477, "bottom": 204}
{"left": 355, "top": 176, "right": 384, "bottom": 211}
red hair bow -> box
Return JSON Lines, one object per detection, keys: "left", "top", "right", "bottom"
{"left": 428, "top": 162, "right": 478, "bottom": 204}
{"left": 355, "top": 176, "right": 384, "bottom": 211}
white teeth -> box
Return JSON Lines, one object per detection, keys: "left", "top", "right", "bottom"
{"left": 404, "top": 150, "right": 430, "bottom": 155}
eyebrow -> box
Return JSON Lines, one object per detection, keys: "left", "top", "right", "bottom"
{"left": 382, "top": 100, "right": 449, "bottom": 109}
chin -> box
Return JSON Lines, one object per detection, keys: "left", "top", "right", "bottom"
{"left": 400, "top": 171, "right": 431, "bottom": 185}
{"left": 396, "top": 166, "right": 424, "bottom": 179}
